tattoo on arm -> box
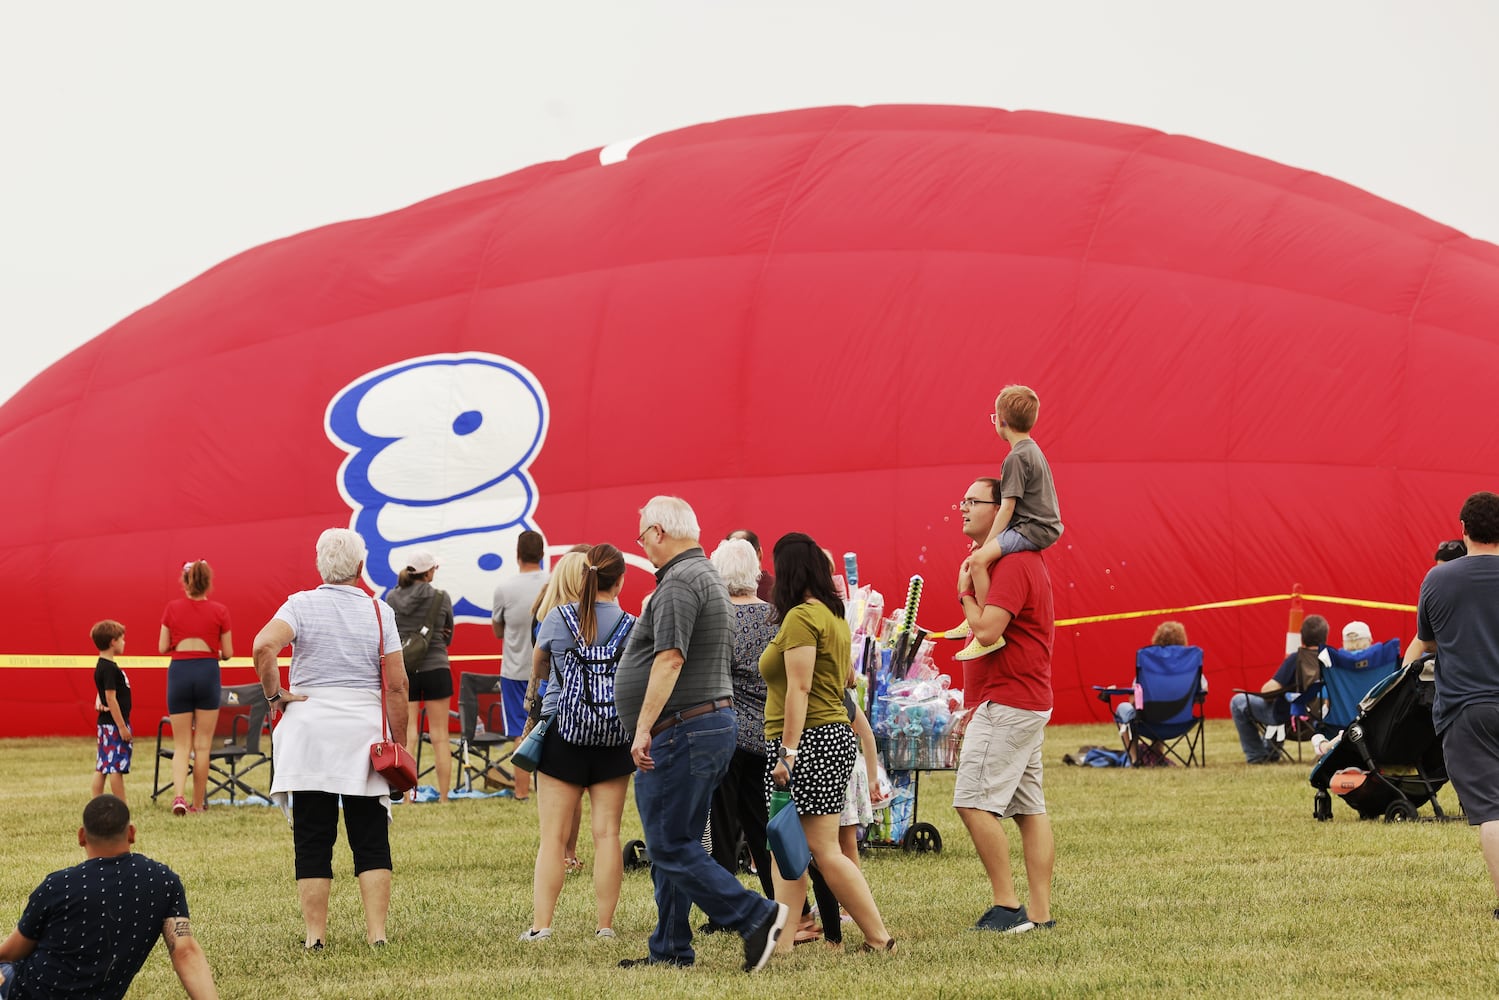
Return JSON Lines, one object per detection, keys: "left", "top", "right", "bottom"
{"left": 164, "top": 917, "right": 192, "bottom": 952}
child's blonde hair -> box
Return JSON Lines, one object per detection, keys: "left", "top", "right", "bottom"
{"left": 91, "top": 620, "right": 125, "bottom": 651}
{"left": 996, "top": 385, "right": 1041, "bottom": 433}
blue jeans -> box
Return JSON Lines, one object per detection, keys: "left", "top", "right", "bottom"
{"left": 1229, "top": 692, "right": 1283, "bottom": 762}
{"left": 633, "top": 710, "right": 775, "bottom": 964}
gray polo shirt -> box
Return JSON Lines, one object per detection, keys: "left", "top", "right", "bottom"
{"left": 614, "top": 547, "right": 734, "bottom": 734}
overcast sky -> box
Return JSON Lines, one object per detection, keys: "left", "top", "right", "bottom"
{"left": 3, "top": 1, "right": 1496, "bottom": 406}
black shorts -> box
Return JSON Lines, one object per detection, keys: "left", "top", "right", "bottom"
{"left": 1442, "top": 701, "right": 1499, "bottom": 825}
{"left": 536, "top": 723, "right": 634, "bottom": 787}
{"left": 166, "top": 658, "right": 222, "bottom": 713}
{"left": 408, "top": 668, "right": 453, "bottom": 702}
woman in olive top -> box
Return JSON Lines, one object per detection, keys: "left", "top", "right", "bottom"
{"left": 760, "top": 532, "right": 894, "bottom": 956}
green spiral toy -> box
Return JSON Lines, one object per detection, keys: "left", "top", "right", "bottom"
{"left": 900, "top": 574, "right": 923, "bottom": 634}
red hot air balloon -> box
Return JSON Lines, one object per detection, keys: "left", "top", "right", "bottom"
{"left": 2, "top": 104, "right": 1497, "bottom": 736}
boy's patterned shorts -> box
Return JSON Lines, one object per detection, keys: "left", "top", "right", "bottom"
{"left": 96, "top": 723, "right": 133, "bottom": 774}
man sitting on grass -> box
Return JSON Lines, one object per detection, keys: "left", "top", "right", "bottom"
{"left": 0, "top": 795, "right": 217, "bottom": 999}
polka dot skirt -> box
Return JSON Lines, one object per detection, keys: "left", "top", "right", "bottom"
{"left": 765, "top": 722, "right": 857, "bottom": 815}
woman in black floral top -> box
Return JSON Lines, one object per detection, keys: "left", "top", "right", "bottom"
{"left": 705, "top": 538, "right": 780, "bottom": 905}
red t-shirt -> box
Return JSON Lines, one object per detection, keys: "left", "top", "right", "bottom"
{"left": 963, "top": 551, "right": 1054, "bottom": 712}
{"left": 161, "top": 598, "right": 232, "bottom": 660}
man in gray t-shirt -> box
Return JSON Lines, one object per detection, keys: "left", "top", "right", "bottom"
{"left": 612, "top": 497, "right": 785, "bottom": 972}
{"left": 1405, "top": 490, "right": 1499, "bottom": 914}
{"left": 491, "top": 530, "right": 549, "bottom": 800}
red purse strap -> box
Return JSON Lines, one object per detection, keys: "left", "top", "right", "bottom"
{"left": 372, "top": 595, "right": 390, "bottom": 742}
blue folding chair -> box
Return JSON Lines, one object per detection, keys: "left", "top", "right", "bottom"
{"left": 1321, "top": 638, "right": 1402, "bottom": 731}
{"left": 1103, "top": 645, "right": 1207, "bottom": 767}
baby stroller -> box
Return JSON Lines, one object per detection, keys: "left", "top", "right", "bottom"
{"left": 1309, "top": 655, "right": 1453, "bottom": 823}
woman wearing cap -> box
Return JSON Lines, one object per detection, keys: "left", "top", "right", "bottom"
{"left": 251, "top": 527, "right": 409, "bottom": 949}
{"left": 386, "top": 550, "right": 454, "bottom": 803}
{"left": 159, "top": 558, "right": 233, "bottom": 815}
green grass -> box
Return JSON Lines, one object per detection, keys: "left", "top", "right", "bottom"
{"left": 2, "top": 723, "right": 1493, "bottom": 998}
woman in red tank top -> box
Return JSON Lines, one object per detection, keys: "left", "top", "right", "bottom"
{"left": 159, "top": 559, "right": 234, "bottom": 814}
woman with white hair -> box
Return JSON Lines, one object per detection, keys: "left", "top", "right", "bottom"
{"left": 703, "top": 538, "right": 780, "bottom": 911}
{"left": 252, "top": 528, "right": 409, "bottom": 950}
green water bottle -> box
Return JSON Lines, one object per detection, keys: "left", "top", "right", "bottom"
{"left": 767, "top": 788, "right": 793, "bottom": 850}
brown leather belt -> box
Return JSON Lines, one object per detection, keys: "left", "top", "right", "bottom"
{"left": 650, "top": 697, "right": 734, "bottom": 738}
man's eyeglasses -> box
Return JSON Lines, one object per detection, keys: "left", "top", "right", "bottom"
{"left": 636, "top": 525, "right": 660, "bottom": 547}
{"left": 959, "top": 498, "right": 1000, "bottom": 509}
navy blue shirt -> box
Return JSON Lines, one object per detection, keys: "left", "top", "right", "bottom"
{"left": 11, "top": 853, "right": 189, "bottom": 1000}
{"left": 1417, "top": 554, "right": 1499, "bottom": 732}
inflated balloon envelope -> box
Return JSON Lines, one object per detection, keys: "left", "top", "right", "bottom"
{"left": 2, "top": 104, "right": 1498, "bottom": 735}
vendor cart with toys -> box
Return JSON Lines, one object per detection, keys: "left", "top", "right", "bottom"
{"left": 854, "top": 573, "right": 964, "bottom": 854}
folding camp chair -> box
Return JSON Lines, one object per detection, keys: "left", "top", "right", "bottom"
{"left": 1237, "top": 647, "right": 1325, "bottom": 762}
{"left": 152, "top": 684, "right": 272, "bottom": 804}
{"left": 453, "top": 672, "right": 517, "bottom": 792}
{"left": 1097, "top": 645, "right": 1207, "bottom": 766}
{"left": 1321, "top": 638, "right": 1402, "bottom": 732}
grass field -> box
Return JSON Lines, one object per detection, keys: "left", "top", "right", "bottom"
{"left": 1, "top": 722, "right": 1493, "bottom": 999}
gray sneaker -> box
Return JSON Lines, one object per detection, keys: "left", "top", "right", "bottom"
{"left": 972, "top": 905, "right": 1034, "bottom": 933}
{"left": 517, "top": 927, "right": 553, "bottom": 942}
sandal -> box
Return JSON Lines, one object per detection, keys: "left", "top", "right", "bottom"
{"left": 564, "top": 857, "right": 585, "bottom": 876}
{"left": 793, "top": 924, "right": 823, "bottom": 945}
{"left": 858, "top": 937, "right": 897, "bottom": 954}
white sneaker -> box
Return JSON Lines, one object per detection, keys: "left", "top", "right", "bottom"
{"left": 518, "top": 927, "right": 553, "bottom": 942}
{"left": 595, "top": 928, "right": 617, "bottom": 940}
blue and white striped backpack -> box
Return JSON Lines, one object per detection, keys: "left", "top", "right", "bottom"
{"left": 555, "top": 604, "right": 636, "bottom": 747}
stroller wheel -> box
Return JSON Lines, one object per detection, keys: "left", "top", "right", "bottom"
{"left": 1384, "top": 800, "right": 1418, "bottom": 823}
{"left": 623, "top": 838, "right": 651, "bottom": 869}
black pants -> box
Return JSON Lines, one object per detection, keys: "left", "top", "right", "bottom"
{"left": 292, "top": 791, "right": 392, "bottom": 879}
{"left": 708, "top": 747, "right": 774, "bottom": 899}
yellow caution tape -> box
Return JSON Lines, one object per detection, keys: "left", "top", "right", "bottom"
{"left": 1296, "top": 594, "right": 1417, "bottom": 613}
{"left": 6, "top": 592, "right": 1419, "bottom": 666}
{"left": 1056, "top": 593, "right": 1296, "bottom": 628}
{"left": 0, "top": 653, "right": 507, "bottom": 670}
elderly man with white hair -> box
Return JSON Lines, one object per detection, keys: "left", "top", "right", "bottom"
{"left": 612, "top": 498, "right": 788, "bottom": 972}
{"left": 1341, "top": 620, "right": 1373, "bottom": 651}
{"left": 252, "top": 527, "right": 409, "bottom": 951}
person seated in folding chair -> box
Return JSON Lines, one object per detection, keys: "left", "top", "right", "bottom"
{"left": 1229, "top": 615, "right": 1330, "bottom": 764}
{"left": 1310, "top": 620, "right": 1375, "bottom": 759}
{"left": 1112, "top": 621, "right": 1205, "bottom": 766}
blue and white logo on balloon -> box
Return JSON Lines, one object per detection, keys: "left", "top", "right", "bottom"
{"left": 326, "top": 353, "right": 548, "bottom": 622}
